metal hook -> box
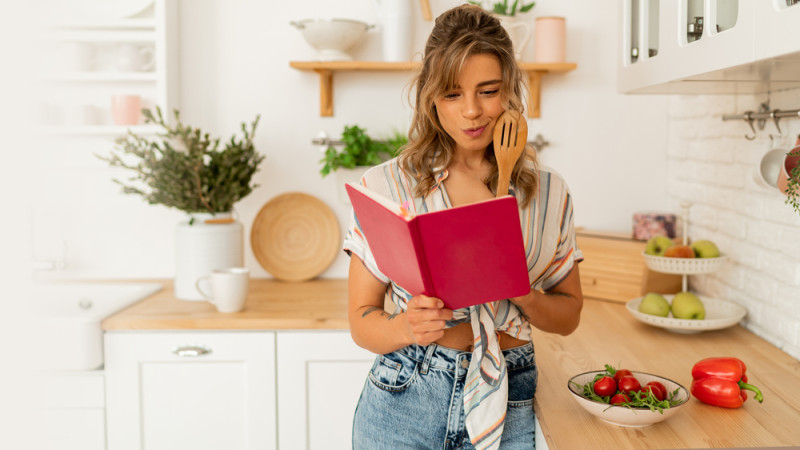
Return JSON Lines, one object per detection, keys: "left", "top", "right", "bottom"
{"left": 744, "top": 111, "right": 757, "bottom": 140}
{"left": 771, "top": 109, "right": 783, "bottom": 136}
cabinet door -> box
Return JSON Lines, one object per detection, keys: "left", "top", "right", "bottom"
{"left": 105, "top": 332, "right": 276, "bottom": 450}
{"left": 754, "top": 0, "right": 800, "bottom": 60}
{"left": 276, "top": 331, "right": 375, "bottom": 450}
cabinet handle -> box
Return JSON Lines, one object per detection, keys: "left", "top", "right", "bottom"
{"left": 172, "top": 345, "right": 212, "bottom": 357}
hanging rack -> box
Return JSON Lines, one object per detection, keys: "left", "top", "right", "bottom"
{"left": 722, "top": 103, "right": 800, "bottom": 140}
{"left": 311, "top": 133, "right": 552, "bottom": 152}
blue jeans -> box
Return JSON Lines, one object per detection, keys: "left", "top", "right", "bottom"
{"left": 352, "top": 342, "right": 538, "bottom": 450}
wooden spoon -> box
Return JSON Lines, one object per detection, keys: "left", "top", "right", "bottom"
{"left": 493, "top": 110, "right": 528, "bottom": 198}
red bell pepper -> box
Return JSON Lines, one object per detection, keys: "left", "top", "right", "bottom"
{"left": 690, "top": 357, "right": 763, "bottom": 408}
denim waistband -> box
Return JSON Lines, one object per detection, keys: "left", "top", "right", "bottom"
{"left": 395, "top": 342, "right": 534, "bottom": 374}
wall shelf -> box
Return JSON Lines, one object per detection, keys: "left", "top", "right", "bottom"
{"left": 289, "top": 61, "right": 577, "bottom": 118}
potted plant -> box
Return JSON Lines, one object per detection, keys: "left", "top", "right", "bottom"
{"left": 319, "top": 124, "right": 406, "bottom": 203}
{"left": 468, "top": 1, "right": 535, "bottom": 59}
{"left": 783, "top": 148, "right": 800, "bottom": 216}
{"left": 98, "top": 107, "right": 264, "bottom": 300}
{"left": 468, "top": 0, "right": 535, "bottom": 17}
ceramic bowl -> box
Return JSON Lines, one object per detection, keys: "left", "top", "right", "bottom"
{"left": 290, "top": 18, "right": 374, "bottom": 61}
{"left": 567, "top": 370, "right": 690, "bottom": 427}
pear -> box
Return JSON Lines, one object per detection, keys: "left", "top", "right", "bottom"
{"left": 638, "top": 293, "right": 670, "bottom": 317}
{"left": 671, "top": 292, "right": 705, "bottom": 320}
{"left": 645, "top": 235, "right": 674, "bottom": 256}
{"left": 691, "top": 239, "right": 720, "bottom": 258}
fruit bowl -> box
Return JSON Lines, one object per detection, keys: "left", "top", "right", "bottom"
{"left": 567, "top": 370, "right": 690, "bottom": 427}
{"left": 290, "top": 18, "right": 374, "bottom": 61}
{"left": 626, "top": 295, "right": 747, "bottom": 333}
{"left": 642, "top": 252, "right": 728, "bottom": 274}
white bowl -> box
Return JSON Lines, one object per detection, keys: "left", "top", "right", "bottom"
{"left": 626, "top": 295, "right": 746, "bottom": 334}
{"left": 642, "top": 252, "right": 728, "bottom": 274}
{"left": 567, "top": 370, "right": 690, "bottom": 427}
{"left": 291, "top": 18, "right": 374, "bottom": 61}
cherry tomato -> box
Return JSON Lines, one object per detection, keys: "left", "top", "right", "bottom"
{"left": 645, "top": 381, "right": 667, "bottom": 399}
{"left": 617, "top": 376, "right": 641, "bottom": 395}
{"left": 593, "top": 376, "right": 617, "bottom": 397}
{"left": 610, "top": 393, "right": 630, "bottom": 405}
{"left": 641, "top": 385, "right": 665, "bottom": 401}
{"left": 613, "top": 369, "right": 633, "bottom": 384}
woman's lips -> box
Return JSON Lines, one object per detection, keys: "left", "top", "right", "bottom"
{"left": 463, "top": 126, "right": 487, "bottom": 138}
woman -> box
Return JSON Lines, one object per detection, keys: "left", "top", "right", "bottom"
{"left": 343, "top": 5, "right": 583, "bottom": 449}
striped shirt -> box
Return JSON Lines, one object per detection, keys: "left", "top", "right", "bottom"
{"left": 343, "top": 157, "right": 582, "bottom": 449}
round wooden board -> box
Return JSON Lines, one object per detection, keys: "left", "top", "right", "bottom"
{"left": 250, "top": 192, "right": 341, "bottom": 282}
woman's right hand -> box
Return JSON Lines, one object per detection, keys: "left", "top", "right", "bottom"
{"left": 405, "top": 295, "right": 454, "bottom": 346}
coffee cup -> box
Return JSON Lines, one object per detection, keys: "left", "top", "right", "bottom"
{"left": 114, "top": 44, "right": 155, "bottom": 72}
{"left": 110, "top": 94, "right": 142, "bottom": 125}
{"left": 195, "top": 268, "right": 250, "bottom": 313}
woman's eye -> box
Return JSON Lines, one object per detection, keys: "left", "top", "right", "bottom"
{"left": 443, "top": 92, "right": 460, "bottom": 99}
{"left": 481, "top": 89, "right": 500, "bottom": 96}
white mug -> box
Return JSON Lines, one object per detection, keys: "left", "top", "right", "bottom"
{"left": 115, "top": 44, "right": 155, "bottom": 72}
{"left": 195, "top": 268, "right": 250, "bottom": 313}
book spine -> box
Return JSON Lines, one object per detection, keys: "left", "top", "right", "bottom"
{"left": 409, "top": 220, "right": 436, "bottom": 297}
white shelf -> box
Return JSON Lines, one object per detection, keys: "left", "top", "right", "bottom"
{"left": 42, "top": 18, "right": 157, "bottom": 30}
{"left": 41, "top": 29, "right": 157, "bottom": 43}
{"left": 39, "top": 72, "right": 157, "bottom": 82}
{"left": 38, "top": 124, "right": 162, "bottom": 136}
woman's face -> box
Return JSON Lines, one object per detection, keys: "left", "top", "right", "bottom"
{"left": 433, "top": 53, "right": 505, "bottom": 155}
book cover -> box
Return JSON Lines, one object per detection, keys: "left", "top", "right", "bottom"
{"left": 345, "top": 182, "right": 530, "bottom": 309}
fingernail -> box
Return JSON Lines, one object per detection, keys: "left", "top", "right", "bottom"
{"left": 437, "top": 301, "right": 443, "bottom": 308}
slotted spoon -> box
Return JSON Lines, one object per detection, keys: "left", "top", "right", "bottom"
{"left": 493, "top": 110, "right": 528, "bottom": 198}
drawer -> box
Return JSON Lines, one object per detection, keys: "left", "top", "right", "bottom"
{"left": 43, "top": 371, "right": 105, "bottom": 409}
{"left": 577, "top": 230, "right": 681, "bottom": 303}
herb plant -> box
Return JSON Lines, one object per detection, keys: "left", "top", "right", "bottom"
{"left": 319, "top": 125, "right": 407, "bottom": 176}
{"left": 98, "top": 107, "right": 264, "bottom": 215}
{"left": 468, "top": 0, "right": 535, "bottom": 17}
{"left": 785, "top": 149, "right": 800, "bottom": 216}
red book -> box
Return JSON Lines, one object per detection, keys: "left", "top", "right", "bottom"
{"left": 345, "top": 182, "right": 530, "bottom": 310}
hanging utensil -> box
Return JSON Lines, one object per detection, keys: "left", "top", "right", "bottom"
{"left": 493, "top": 110, "right": 528, "bottom": 198}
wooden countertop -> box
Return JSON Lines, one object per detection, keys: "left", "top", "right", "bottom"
{"left": 103, "top": 279, "right": 800, "bottom": 448}
{"left": 102, "top": 279, "right": 349, "bottom": 330}
{"left": 532, "top": 299, "right": 800, "bottom": 449}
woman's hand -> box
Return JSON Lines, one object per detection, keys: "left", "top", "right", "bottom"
{"left": 405, "top": 295, "right": 454, "bottom": 346}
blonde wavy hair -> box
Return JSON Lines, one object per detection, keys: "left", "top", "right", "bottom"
{"left": 399, "top": 4, "right": 538, "bottom": 204}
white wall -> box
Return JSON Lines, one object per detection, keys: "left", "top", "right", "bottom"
{"left": 667, "top": 89, "right": 800, "bottom": 359}
{"left": 31, "top": 0, "right": 670, "bottom": 283}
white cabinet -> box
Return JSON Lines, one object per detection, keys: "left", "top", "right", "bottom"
{"left": 618, "top": 0, "right": 800, "bottom": 94}
{"left": 276, "top": 331, "right": 375, "bottom": 450}
{"left": 34, "top": 0, "right": 178, "bottom": 136}
{"left": 42, "top": 371, "right": 106, "bottom": 450}
{"left": 104, "top": 332, "right": 277, "bottom": 450}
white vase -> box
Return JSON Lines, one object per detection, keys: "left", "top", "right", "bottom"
{"left": 174, "top": 212, "right": 244, "bottom": 301}
{"left": 373, "top": 0, "right": 414, "bottom": 62}
{"left": 500, "top": 16, "right": 532, "bottom": 60}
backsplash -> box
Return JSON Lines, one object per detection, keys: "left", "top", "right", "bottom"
{"left": 667, "top": 88, "right": 800, "bottom": 359}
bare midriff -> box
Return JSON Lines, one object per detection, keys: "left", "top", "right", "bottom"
{"left": 434, "top": 322, "right": 528, "bottom": 351}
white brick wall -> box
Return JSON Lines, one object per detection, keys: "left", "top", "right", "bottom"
{"left": 667, "top": 89, "right": 800, "bottom": 359}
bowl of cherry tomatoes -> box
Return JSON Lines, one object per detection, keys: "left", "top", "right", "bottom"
{"left": 567, "top": 365, "right": 690, "bottom": 427}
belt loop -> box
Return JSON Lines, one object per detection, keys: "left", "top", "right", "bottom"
{"left": 420, "top": 343, "right": 436, "bottom": 375}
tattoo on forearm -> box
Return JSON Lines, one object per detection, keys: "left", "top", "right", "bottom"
{"left": 361, "top": 306, "right": 399, "bottom": 321}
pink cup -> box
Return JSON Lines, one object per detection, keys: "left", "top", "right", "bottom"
{"left": 534, "top": 16, "right": 566, "bottom": 63}
{"left": 111, "top": 95, "right": 142, "bottom": 125}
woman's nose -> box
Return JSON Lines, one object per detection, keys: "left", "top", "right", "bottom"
{"left": 462, "top": 96, "right": 481, "bottom": 119}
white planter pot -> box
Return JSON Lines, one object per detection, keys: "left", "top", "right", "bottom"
{"left": 174, "top": 212, "right": 243, "bottom": 301}
{"left": 335, "top": 166, "right": 371, "bottom": 205}
{"left": 499, "top": 16, "right": 532, "bottom": 60}
{"left": 373, "top": 0, "right": 414, "bottom": 62}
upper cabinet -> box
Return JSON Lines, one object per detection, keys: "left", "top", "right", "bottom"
{"left": 34, "top": 0, "right": 178, "bottom": 136}
{"left": 618, "top": 0, "right": 800, "bottom": 94}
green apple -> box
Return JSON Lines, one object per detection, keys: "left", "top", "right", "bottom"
{"left": 691, "top": 239, "right": 720, "bottom": 258}
{"left": 671, "top": 292, "right": 705, "bottom": 320}
{"left": 638, "top": 293, "right": 670, "bottom": 317}
{"left": 645, "top": 235, "right": 674, "bottom": 256}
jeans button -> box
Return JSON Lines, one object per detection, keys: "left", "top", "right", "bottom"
{"left": 461, "top": 358, "right": 469, "bottom": 369}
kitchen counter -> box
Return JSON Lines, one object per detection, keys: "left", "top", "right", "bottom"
{"left": 103, "top": 279, "right": 800, "bottom": 448}
{"left": 532, "top": 299, "right": 800, "bottom": 449}
{"left": 102, "top": 279, "right": 349, "bottom": 330}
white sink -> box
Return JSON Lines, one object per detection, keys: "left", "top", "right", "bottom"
{"left": 31, "top": 282, "right": 162, "bottom": 371}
